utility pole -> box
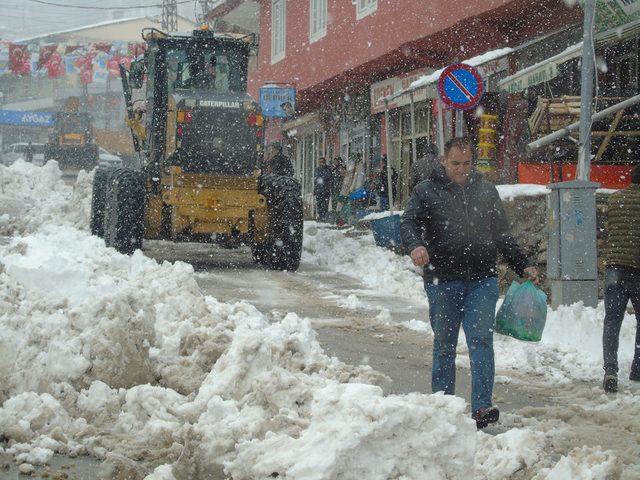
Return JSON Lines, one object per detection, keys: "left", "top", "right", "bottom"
{"left": 197, "top": 0, "right": 214, "bottom": 28}
{"left": 577, "top": 0, "right": 596, "bottom": 181}
{"left": 161, "top": 0, "right": 178, "bottom": 32}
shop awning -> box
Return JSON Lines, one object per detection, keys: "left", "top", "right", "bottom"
{"left": 380, "top": 47, "right": 513, "bottom": 105}
{"left": 500, "top": 21, "right": 640, "bottom": 93}
{"left": 498, "top": 43, "right": 582, "bottom": 93}
{"left": 281, "top": 111, "right": 321, "bottom": 133}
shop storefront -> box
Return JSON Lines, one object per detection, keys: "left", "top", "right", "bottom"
{"left": 500, "top": 22, "right": 640, "bottom": 188}
{"left": 370, "top": 68, "right": 435, "bottom": 206}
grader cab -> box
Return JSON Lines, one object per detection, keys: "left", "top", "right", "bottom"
{"left": 89, "top": 28, "right": 303, "bottom": 270}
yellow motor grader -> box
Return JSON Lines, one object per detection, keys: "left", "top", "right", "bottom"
{"left": 89, "top": 28, "right": 303, "bottom": 270}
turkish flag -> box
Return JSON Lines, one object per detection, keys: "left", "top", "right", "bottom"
{"left": 107, "top": 54, "right": 132, "bottom": 77}
{"left": 9, "top": 44, "right": 30, "bottom": 75}
{"left": 75, "top": 52, "right": 94, "bottom": 84}
{"left": 37, "top": 44, "right": 58, "bottom": 70}
{"left": 46, "top": 52, "right": 65, "bottom": 79}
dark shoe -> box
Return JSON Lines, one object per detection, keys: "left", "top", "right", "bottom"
{"left": 472, "top": 406, "right": 499, "bottom": 429}
{"left": 603, "top": 373, "right": 618, "bottom": 393}
{"left": 630, "top": 361, "right": 640, "bottom": 382}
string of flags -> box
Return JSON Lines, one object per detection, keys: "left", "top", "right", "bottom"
{"left": 0, "top": 40, "right": 147, "bottom": 84}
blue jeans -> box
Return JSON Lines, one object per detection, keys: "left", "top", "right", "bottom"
{"left": 425, "top": 277, "right": 499, "bottom": 413}
{"left": 603, "top": 267, "right": 640, "bottom": 374}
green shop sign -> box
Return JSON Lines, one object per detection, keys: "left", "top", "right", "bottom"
{"left": 501, "top": 63, "right": 558, "bottom": 93}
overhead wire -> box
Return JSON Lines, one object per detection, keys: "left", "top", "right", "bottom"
{"left": 25, "top": 0, "right": 192, "bottom": 9}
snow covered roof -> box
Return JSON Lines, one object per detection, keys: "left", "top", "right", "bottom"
{"left": 381, "top": 47, "right": 513, "bottom": 105}
{"left": 14, "top": 15, "right": 196, "bottom": 43}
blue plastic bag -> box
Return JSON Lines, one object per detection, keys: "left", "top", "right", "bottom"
{"left": 495, "top": 280, "right": 548, "bottom": 342}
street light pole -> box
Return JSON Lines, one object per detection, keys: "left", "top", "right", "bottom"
{"left": 577, "top": 0, "right": 596, "bottom": 181}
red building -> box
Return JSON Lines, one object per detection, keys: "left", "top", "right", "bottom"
{"left": 211, "top": 0, "right": 594, "bottom": 211}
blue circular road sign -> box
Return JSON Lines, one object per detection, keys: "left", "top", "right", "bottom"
{"left": 437, "top": 63, "right": 484, "bottom": 110}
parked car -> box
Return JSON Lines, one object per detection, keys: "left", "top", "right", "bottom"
{"left": 98, "top": 147, "right": 123, "bottom": 168}
{"left": 1, "top": 142, "right": 45, "bottom": 166}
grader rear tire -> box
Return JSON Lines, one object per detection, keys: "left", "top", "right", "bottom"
{"left": 103, "top": 169, "right": 146, "bottom": 255}
{"left": 252, "top": 174, "right": 303, "bottom": 271}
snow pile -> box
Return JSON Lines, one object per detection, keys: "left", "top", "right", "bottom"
{"left": 537, "top": 446, "right": 620, "bottom": 479}
{"left": 302, "top": 222, "right": 424, "bottom": 300}
{"left": 0, "top": 169, "right": 477, "bottom": 478}
{"left": 475, "top": 428, "right": 546, "bottom": 478}
{"left": 226, "top": 389, "right": 475, "bottom": 480}
{"left": 494, "top": 301, "right": 638, "bottom": 383}
{"left": 0, "top": 225, "right": 226, "bottom": 397}
{"left": 0, "top": 160, "right": 92, "bottom": 235}
{"left": 495, "top": 184, "right": 550, "bottom": 200}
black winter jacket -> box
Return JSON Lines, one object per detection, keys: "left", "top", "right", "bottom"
{"left": 264, "top": 153, "right": 294, "bottom": 177}
{"left": 401, "top": 166, "right": 529, "bottom": 283}
{"left": 314, "top": 164, "right": 333, "bottom": 196}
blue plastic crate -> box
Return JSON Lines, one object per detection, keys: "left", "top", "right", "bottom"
{"left": 370, "top": 214, "right": 402, "bottom": 248}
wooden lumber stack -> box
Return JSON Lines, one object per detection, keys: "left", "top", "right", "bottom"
{"left": 528, "top": 96, "right": 581, "bottom": 137}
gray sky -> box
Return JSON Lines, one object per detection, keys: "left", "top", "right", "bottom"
{"left": 0, "top": 0, "right": 198, "bottom": 40}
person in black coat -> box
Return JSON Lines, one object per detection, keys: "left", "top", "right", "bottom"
{"left": 314, "top": 156, "right": 332, "bottom": 221}
{"left": 263, "top": 142, "right": 294, "bottom": 177}
{"left": 401, "top": 137, "right": 538, "bottom": 429}
{"left": 410, "top": 138, "right": 439, "bottom": 190}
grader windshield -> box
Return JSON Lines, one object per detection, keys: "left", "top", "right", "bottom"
{"left": 166, "top": 45, "right": 248, "bottom": 94}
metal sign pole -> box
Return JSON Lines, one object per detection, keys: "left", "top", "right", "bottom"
{"left": 437, "top": 96, "right": 445, "bottom": 156}
{"left": 384, "top": 99, "right": 394, "bottom": 214}
{"left": 455, "top": 109, "right": 463, "bottom": 137}
{"left": 577, "top": 0, "right": 596, "bottom": 181}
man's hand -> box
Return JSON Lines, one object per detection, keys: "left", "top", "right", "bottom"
{"left": 410, "top": 246, "right": 430, "bottom": 267}
{"left": 523, "top": 266, "right": 540, "bottom": 285}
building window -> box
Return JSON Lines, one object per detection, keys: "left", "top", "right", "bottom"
{"left": 271, "top": 0, "right": 286, "bottom": 64}
{"left": 309, "top": 0, "right": 327, "bottom": 43}
{"left": 356, "top": 0, "right": 377, "bottom": 20}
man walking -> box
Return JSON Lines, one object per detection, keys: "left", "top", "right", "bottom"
{"left": 400, "top": 137, "right": 538, "bottom": 428}
{"left": 602, "top": 165, "right": 640, "bottom": 393}
{"left": 314, "top": 157, "right": 332, "bottom": 222}
{"left": 262, "top": 142, "right": 294, "bottom": 177}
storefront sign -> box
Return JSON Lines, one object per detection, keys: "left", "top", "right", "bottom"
{"left": 498, "top": 43, "right": 582, "bottom": 93}
{"left": 500, "top": 63, "right": 558, "bottom": 93}
{"left": 592, "top": 0, "right": 640, "bottom": 32}
{"left": 370, "top": 68, "right": 435, "bottom": 114}
{"left": 0, "top": 109, "right": 54, "bottom": 127}
{"left": 259, "top": 86, "right": 296, "bottom": 118}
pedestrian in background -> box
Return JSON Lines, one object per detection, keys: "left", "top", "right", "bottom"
{"left": 262, "top": 142, "right": 293, "bottom": 177}
{"left": 602, "top": 165, "right": 640, "bottom": 393}
{"left": 25, "top": 141, "right": 34, "bottom": 163}
{"left": 410, "top": 138, "right": 439, "bottom": 190}
{"left": 400, "top": 137, "right": 538, "bottom": 429}
{"left": 314, "top": 156, "right": 332, "bottom": 222}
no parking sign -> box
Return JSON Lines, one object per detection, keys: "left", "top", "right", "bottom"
{"left": 437, "top": 63, "right": 484, "bottom": 110}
